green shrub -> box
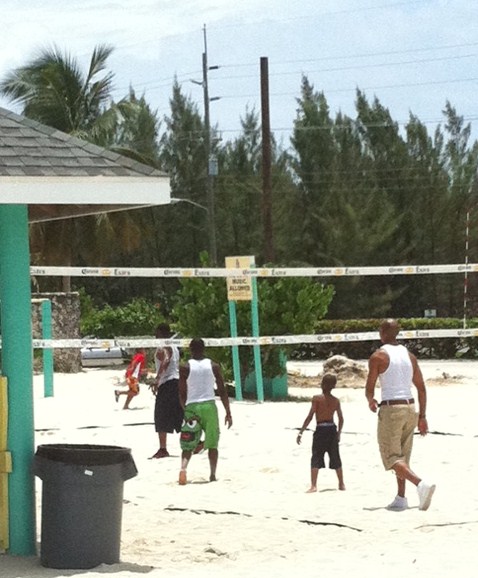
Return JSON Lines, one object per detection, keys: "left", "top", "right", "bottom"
{"left": 80, "top": 294, "right": 164, "bottom": 337}
{"left": 171, "top": 255, "right": 334, "bottom": 379}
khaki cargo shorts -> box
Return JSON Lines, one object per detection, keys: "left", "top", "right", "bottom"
{"left": 377, "top": 405, "right": 418, "bottom": 470}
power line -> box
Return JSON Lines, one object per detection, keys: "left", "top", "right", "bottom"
{"left": 215, "top": 53, "right": 477, "bottom": 82}
{"left": 218, "top": 41, "right": 478, "bottom": 70}
{"left": 110, "top": 49, "right": 478, "bottom": 96}
{"left": 215, "top": 76, "right": 478, "bottom": 102}
{"left": 145, "top": 111, "right": 478, "bottom": 139}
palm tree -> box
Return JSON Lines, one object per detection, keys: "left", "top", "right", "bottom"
{"left": 0, "top": 44, "right": 117, "bottom": 141}
{"left": 0, "top": 45, "right": 149, "bottom": 292}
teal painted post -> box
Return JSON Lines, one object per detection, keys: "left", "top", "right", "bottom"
{"left": 251, "top": 276, "right": 264, "bottom": 402}
{"left": 228, "top": 300, "right": 242, "bottom": 401}
{"left": 0, "top": 205, "right": 36, "bottom": 556}
{"left": 41, "top": 300, "right": 54, "bottom": 398}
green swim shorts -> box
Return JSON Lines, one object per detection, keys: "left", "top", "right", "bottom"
{"left": 185, "top": 401, "right": 220, "bottom": 449}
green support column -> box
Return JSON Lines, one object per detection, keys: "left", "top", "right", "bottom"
{"left": 228, "top": 300, "right": 242, "bottom": 401}
{"left": 0, "top": 204, "right": 36, "bottom": 555}
{"left": 251, "top": 276, "right": 264, "bottom": 402}
{"left": 41, "top": 300, "right": 54, "bottom": 398}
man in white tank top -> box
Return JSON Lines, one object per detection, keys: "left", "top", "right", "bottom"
{"left": 151, "top": 323, "right": 183, "bottom": 459}
{"left": 365, "top": 319, "right": 436, "bottom": 511}
{"left": 177, "top": 338, "right": 232, "bottom": 485}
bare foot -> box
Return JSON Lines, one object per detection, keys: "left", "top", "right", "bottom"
{"left": 306, "top": 486, "right": 317, "bottom": 493}
{"left": 339, "top": 484, "right": 346, "bottom": 491}
{"left": 209, "top": 474, "right": 217, "bottom": 482}
{"left": 179, "top": 470, "right": 187, "bottom": 486}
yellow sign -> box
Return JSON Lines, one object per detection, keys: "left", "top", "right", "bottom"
{"left": 225, "top": 256, "right": 254, "bottom": 301}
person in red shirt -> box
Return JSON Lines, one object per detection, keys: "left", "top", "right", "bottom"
{"left": 115, "top": 348, "right": 147, "bottom": 410}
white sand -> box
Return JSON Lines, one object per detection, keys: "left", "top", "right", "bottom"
{"left": 1, "top": 359, "right": 478, "bottom": 577}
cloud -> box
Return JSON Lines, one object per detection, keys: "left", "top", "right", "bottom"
{"left": 1, "top": 0, "right": 476, "bottom": 140}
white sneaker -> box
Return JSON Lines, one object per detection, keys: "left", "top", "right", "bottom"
{"left": 417, "top": 481, "right": 436, "bottom": 511}
{"left": 387, "top": 495, "right": 408, "bottom": 511}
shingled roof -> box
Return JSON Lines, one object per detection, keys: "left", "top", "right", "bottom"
{"left": 0, "top": 107, "right": 170, "bottom": 222}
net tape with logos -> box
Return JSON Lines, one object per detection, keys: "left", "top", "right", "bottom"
{"left": 26, "top": 263, "right": 476, "bottom": 349}
{"left": 13, "top": 328, "right": 477, "bottom": 350}
{"left": 30, "top": 263, "right": 478, "bottom": 278}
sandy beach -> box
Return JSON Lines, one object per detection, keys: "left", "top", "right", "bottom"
{"left": 1, "top": 359, "right": 478, "bottom": 577}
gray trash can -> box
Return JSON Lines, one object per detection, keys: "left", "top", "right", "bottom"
{"left": 34, "top": 443, "right": 138, "bottom": 569}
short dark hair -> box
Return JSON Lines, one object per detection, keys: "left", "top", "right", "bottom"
{"left": 155, "top": 323, "right": 171, "bottom": 338}
{"left": 321, "top": 372, "right": 337, "bottom": 391}
{"left": 189, "top": 338, "right": 205, "bottom": 354}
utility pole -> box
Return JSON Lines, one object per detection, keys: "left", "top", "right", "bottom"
{"left": 202, "top": 25, "right": 218, "bottom": 265}
{"left": 260, "top": 56, "right": 274, "bottom": 263}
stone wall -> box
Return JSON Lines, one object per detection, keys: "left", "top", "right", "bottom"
{"left": 32, "top": 292, "right": 81, "bottom": 373}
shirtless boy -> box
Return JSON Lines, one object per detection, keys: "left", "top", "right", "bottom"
{"left": 297, "top": 373, "right": 345, "bottom": 493}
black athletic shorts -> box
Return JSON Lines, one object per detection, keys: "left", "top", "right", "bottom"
{"left": 154, "top": 379, "right": 184, "bottom": 433}
{"left": 311, "top": 423, "right": 342, "bottom": 470}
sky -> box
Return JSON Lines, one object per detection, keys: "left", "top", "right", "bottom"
{"left": 1, "top": 0, "right": 477, "bottom": 148}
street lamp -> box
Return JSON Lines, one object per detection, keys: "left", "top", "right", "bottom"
{"left": 170, "top": 197, "right": 212, "bottom": 256}
{"left": 170, "top": 197, "right": 208, "bottom": 212}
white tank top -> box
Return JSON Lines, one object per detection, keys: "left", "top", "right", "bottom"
{"left": 155, "top": 345, "right": 180, "bottom": 385}
{"left": 186, "top": 358, "right": 216, "bottom": 404}
{"left": 379, "top": 344, "right": 413, "bottom": 401}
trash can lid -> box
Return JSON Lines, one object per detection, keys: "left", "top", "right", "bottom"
{"left": 35, "top": 444, "right": 133, "bottom": 466}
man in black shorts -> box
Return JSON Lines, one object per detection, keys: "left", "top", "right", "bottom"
{"left": 151, "top": 323, "right": 183, "bottom": 458}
